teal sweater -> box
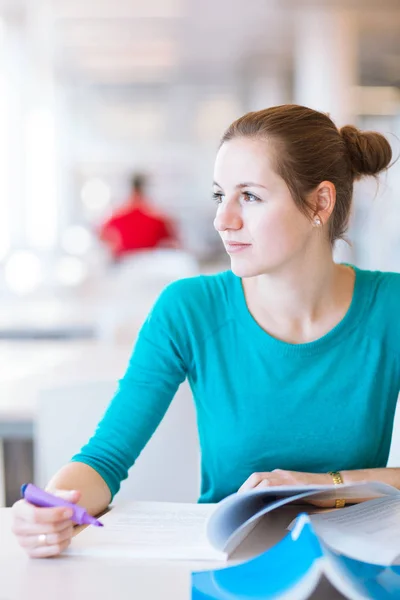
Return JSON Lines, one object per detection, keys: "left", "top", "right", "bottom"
{"left": 72, "top": 267, "right": 400, "bottom": 503}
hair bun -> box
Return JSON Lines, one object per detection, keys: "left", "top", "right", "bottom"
{"left": 340, "top": 125, "right": 392, "bottom": 178}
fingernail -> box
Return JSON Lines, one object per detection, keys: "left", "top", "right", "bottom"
{"left": 63, "top": 509, "right": 73, "bottom": 519}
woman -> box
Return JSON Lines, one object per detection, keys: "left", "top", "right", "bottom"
{"left": 12, "top": 105, "right": 399, "bottom": 558}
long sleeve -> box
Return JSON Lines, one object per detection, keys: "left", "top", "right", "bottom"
{"left": 70, "top": 269, "right": 400, "bottom": 504}
{"left": 71, "top": 283, "right": 190, "bottom": 498}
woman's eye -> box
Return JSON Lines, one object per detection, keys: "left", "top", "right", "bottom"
{"left": 243, "top": 192, "right": 260, "bottom": 203}
{"left": 212, "top": 192, "right": 224, "bottom": 204}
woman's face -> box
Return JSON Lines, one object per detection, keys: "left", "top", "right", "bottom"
{"left": 213, "top": 137, "right": 316, "bottom": 278}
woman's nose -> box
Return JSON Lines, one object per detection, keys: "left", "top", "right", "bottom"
{"left": 213, "top": 204, "right": 243, "bottom": 232}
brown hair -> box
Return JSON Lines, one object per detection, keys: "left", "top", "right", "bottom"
{"left": 220, "top": 105, "right": 392, "bottom": 243}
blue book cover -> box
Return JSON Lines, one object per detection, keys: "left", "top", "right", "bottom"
{"left": 192, "top": 514, "right": 400, "bottom": 600}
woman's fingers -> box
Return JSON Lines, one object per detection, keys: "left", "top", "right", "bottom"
{"left": 13, "top": 499, "right": 73, "bottom": 524}
{"left": 254, "top": 479, "right": 271, "bottom": 489}
{"left": 51, "top": 489, "right": 81, "bottom": 503}
{"left": 12, "top": 516, "right": 73, "bottom": 537}
{"left": 18, "top": 522, "right": 74, "bottom": 550}
{"left": 238, "top": 469, "right": 300, "bottom": 492}
{"left": 238, "top": 472, "right": 269, "bottom": 492}
{"left": 12, "top": 488, "right": 81, "bottom": 558}
{"left": 26, "top": 537, "right": 73, "bottom": 559}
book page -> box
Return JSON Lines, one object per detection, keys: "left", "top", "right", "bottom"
{"left": 67, "top": 501, "right": 227, "bottom": 561}
{"left": 309, "top": 496, "right": 400, "bottom": 565}
{"left": 207, "top": 481, "right": 397, "bottom": 554}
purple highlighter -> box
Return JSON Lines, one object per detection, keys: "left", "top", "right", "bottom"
{"left": 21, "top": 483, "right": 104, "bottom": 527}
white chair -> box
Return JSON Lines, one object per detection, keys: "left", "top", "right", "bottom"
{"left": 34, "top": 380, "right": 200, "bottom": 503}
{"left": 94, "top": 250, "right": 199, "bottom": 343}
{"left": 387, "top": 396, "right": 400, "bottom": 467}
{"left": 0, "top": 440, "right": 5, "bottom": 506}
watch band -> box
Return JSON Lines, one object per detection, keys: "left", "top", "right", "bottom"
{"left": 328, "top": 471, "right": 346, "bottom": 508}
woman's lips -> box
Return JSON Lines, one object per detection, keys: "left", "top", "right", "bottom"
{"left": 224, "top": 242, "right": 252, "bottom": 254}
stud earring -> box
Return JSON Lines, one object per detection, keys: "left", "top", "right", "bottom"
{"left": 313, "top": 216, "right": 322, "bottom": 227}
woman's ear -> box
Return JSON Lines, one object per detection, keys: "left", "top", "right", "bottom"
{"left": 313, "top": 180, "right": 336, "bottom": 225}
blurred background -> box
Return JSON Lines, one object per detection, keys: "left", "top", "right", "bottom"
{"left": 1, "top": 0, "right": 400, "bottom": 506}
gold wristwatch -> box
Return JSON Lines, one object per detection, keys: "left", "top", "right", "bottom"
{"left": 328, "top": 471, "right": 346, "bottom": 508}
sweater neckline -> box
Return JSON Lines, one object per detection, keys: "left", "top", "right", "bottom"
{"left": 230, "top": 265, "right": 366, "bottom": 357}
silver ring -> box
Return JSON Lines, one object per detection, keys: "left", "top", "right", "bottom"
{"left": 37, "top": 533, "right": 48, "bottom": 546}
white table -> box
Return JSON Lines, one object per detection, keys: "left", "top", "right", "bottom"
{"left": 0, "top": 506, "right": 345, "bottom": 600}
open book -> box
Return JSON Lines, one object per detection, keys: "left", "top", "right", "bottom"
{"left": 68, "top": 480, "right": 400, "bottom": 562}
{"left": 192, "top": 510, "right": 400, "bottom": 600}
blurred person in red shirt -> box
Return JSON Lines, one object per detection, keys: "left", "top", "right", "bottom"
{"left": 99, "top": 174, "right": 178, "bottom": 261}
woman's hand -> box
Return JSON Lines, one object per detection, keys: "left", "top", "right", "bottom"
{"left": 239, "top": 469, "right": 331, "bottom": 491}
{"left": 239, "top": 469, "right": 334, "bottom": 506}
{"left": 12, "top": 489, "right": 81, "bottom": 558}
